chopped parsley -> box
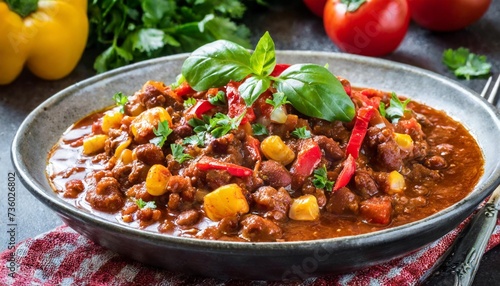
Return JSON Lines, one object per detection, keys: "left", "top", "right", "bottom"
{"left": 150, "top": 120, "right": 172, "bottom": 147}
{"left": 136, "top": 198, "right": 157, "bottom": 209}
{"left": 184, "top": 97, "right": 197, "bottom": 109}
{"left": 442, "top": 47, "right": 491, "bottom": 80}
{"left": 112, "top": 92, "right": 128, "bottom": 113}
{"left": 379, "top": 92, "right": 410, "bottom": 124}
{"left": 265, "top": 92, "right": 289, "bottom": 110}
{"left": 312, "top": 166, "right": 334, "bottom": 192}
{"left": 183, "top": 133, "right": 206, "bottom": 147}
{"left": 208, "top": 90, "right": 227, "bottom": 106}
{"left": 171, "top": 143, "right": 193, "bottom": 163}
{"left": 291, "top": 127, "right": 312, "bottom": 139}
{"left": 252, "top": 123, "right": 268, "bottom": 136}
{"left": 187, "top": 112, "right": 245, "bottom": 141}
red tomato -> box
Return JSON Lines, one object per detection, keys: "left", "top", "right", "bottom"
{"left": 303, "top": 0, "right": 327, "bottom": 17}
{"left": 409, "top": 0, "right": 491, "bottom": 32}
{"left": 323, "top": 0, "right": 410, "bottom": 56}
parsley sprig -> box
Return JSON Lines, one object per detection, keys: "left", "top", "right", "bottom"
{"left": 184, "top": 98, "right": 197, "bottom": 109}
{"left": 208, "top": 91, "right": 227, "bottom": 106}
{"left": 379, "top": 92, "right": 410, "bottom": 124}
{"left": 252, "top": 123, "right": 268, "bottom": 136}
{"left": 113, "top": 92, "right": 128, "bottom": 113}
{"left": 185, "top": 112, "right": 245, "bottom": 146}
{"left": 291, "top": 127, "right": 312, "bottom": 139}
{"left": 136, "top": 198, "right": 157, "bottom": 209}
{"left": 312, "top": 166, "right": 334, "bottom": 192}
{"left": 265, "top": 92, "right": 289, "bottom": 110}
{"left": 443, "top": 47, "right": 492, "bottom": 80}
{"left": 150, "top": 120, "right": 172, "bottom": 147}
{"left": 171, "top": 143, "right": 193, "bottom": 163}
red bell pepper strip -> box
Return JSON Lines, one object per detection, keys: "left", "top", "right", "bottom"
{"left": 290, "top": 139, "right": 322, "bottom": 178}
{"left": 226, "top": 81, "right": 256, "bottom": 125}
{"left": 196, "top": 157, "right": 253, "bottom": 177}
{"left": 333, "top": 154, "right": 356, "bottom": 191}
{"left": 345, "top": 106, "right": 375, "bottom": 159}
{"left": 187, "top": 99, "right": 215, "bottom": 118}
{"left": 337, "top": 76, "right": 352, "bottom": 96}
{"left": 270, "top": 64, "right": 291, "bottom": 77}
{"left": 245, "top": 135, "right": 261, "bottom": 161}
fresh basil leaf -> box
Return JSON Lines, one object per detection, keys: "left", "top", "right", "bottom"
{"left": 250, "top": 31, "right": 276, "bottom": 76}
{"left": 275, "top": 64, "right": 355, "bottom": 122}
{"left": 239, "top": 76, "right": 271, "bottom": 106}
{"left": 181, "top": 40, "right": 253, "bottom": 91}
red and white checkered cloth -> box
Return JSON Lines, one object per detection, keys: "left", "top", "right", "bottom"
{"left": 1, "top": 220, "right": 499, "bottom": 286}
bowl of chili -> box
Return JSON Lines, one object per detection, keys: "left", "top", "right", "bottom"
{"left": 12, "top": 48, "right": 500, "bottom": 280}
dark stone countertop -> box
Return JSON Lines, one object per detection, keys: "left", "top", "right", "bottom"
{"left": 1, "top": 1, "right": 499, "bottom": 284}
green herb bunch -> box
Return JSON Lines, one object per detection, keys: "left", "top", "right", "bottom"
{"left": 88, "top": 0, "right": 265, "bottom": 73}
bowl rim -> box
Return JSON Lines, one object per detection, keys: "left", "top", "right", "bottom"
{"left": 11, "top": 50, "right": 500, "bottom": 252}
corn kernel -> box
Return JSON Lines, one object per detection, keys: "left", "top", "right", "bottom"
{"left": 119, "top": 149, "right": 133, "bottom": 165}
{"left": 394, "top": 133, "right": 413, "bottom": 151}
{"left": 82, "top": 134, "right": 108, "bottom": 155}
{"left": 260, "top": 135, "right": 295, "bottom": 165}
{"left": 102, "top": 111, "right": 124, "bottom": 133}
{"left": 289, "top": 195, "right": 319, "bottom": 221}
{"left": 114, "top": 138, "right": 132, "bottom": 158}
{"left": 145, "top": 164, "right": 172, "bottom": 196}
{"left": 203, "top": 184, "right": 249, "bottom": 221}
{"left": 386, "top": 170, "right": 406, "bottom": 194}
{"left": 130, "top": 107, "right": 172, "bottom": 142}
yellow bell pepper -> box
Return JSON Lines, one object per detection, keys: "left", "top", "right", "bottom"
{"left": 0, "top": 0, "right": 88, "bottom": 85}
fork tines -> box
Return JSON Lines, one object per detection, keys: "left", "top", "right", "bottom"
{"left": 480, "top": 75, "right": 500, "bottom": 105}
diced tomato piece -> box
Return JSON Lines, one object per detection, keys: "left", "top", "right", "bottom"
{"left": 359, "top": 196, "right": 392, "bottom": 225}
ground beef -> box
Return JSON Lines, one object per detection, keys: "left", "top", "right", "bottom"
{"left": 253, "top": 186, "right": 292, "bottom": 222}
{"left": 313, "top": 135, "right": 344, "bottom": 162}
{"left": 353, "top": 170, "right": 380, "bottom": 198}
{"left": 326, "top": 187, "right": 360, "bottom": 215}
{"left": 86, "top": 177, "right": 125, "bottom": 212}
{"left": 134, "top": 143, "right": 165, "bottom": 166}
{"left": 63, "top": 179, "right": 84, "bottom": 198}
{"left": 240, "top": 214, "right": 283, "bottom": 242}
{"left": 128, "top": 161, "right": 149, "bottom": 184}
{"left": 175, "top": 209, "right": 200, "bottom": 226}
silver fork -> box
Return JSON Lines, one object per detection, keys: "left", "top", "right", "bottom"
{"left": 423, "top": 76, "right": 500, "bottom": 286}
{"left": 480, "top": 75, "right": 500, "bottom": 105}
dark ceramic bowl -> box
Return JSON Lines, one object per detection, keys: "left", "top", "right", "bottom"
{"left": 12, "top": 52, "right": 500, "bottom": 281}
